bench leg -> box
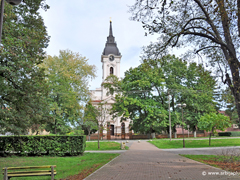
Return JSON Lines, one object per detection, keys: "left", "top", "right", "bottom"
{"left": 51, "top": 165, "right": 54, "bottom": 180}
{"left": 4, "top": 167, "right": 8, "bottom": 180}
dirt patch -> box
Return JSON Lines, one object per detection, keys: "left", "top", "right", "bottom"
{"left": 202, "top": 160, "right": 240, "bottom": 172}
{"left": 60, "top": 164, "right": 101, "bottom": 180}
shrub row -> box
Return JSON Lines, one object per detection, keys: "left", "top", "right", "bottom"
{"left": 218, "top": 131, "right": 240, "bottom": 137}
{"left": 230, "top": 131, "right": 240, "bottom": 137}
{"left": 0, "top": 135, "right": 86, "bottom": 156}
{"left": 218, "top": 132, "right": 232, "bottom": 136}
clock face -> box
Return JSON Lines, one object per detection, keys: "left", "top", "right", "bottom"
{"left": 109, "top": 55, "right": 114, "bottom": 61}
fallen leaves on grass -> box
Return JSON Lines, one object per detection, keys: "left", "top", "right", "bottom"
{"left": 60, "top": 164, "right": 101, "bottom": 180}
{"left": 202, "top": 160, "right": 240, "bottom": 172}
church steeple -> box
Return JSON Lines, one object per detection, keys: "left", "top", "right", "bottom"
{"left": 109, "top": 20, "right": 113, "bottom": 36}
{"left": 102, "top": 21, "right": 121, "bottom": 56}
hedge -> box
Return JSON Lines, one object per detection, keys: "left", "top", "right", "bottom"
{"left": 218, "top": 131, "right": 240, "bottom": 137}
{"left": 230, "top": 131, "right": 240, "bottom": 137}
{"left": 218, "top": 132, "right": 231, "bottom": 136}
{"left": 0, "top": 135, "right": 86, "bottom": 156}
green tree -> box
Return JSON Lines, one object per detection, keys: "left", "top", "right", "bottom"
{"left": 130, "top": 0, "right": 240, "bottom": 126}
{"left": 40, "top": 50, "right": 96, "bottom": 134}
{"left": 104, "top": 55, "right": 217, "bottom": 137}
{"left": 103, "top": 60, "right": 168, "bottom": 134}
{"left": 178, "top": 63, "right": 217, "bottom": 135}
{"left": 83, "top": 102, "right": 99, "bottom": 141}
{"left": 144, "top": 55, "right": 217, "bottom": 136}
{"left": 0, "top": 0, "right": 50, "bottom": 135}
{"left": 198, "top": 112, "right": 231, "bottom": 146}
{"left": 221, "top": 87, "right": 238, "bottom": 124}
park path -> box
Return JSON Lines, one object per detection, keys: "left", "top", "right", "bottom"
{"left": 84, "top": 141, "right": 240, "bottom": 180}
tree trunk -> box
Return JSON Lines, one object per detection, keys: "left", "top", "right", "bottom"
{"left": 174, "top": 132, "right": 177, "bottom": 138}
{"left": 217, "top": 0, "right": 240, "bottom": 127}
{"left": 98, "top": 125, "right": 100, "bottom": 149}
{"left": 88, "top": 130, "right": 90, "bottom": 141}
{"left": 54, "top": 119, "right": 57, "bottom": 134}
{"left": 209, "top": 132, "right": 211, "bottom": 146}
{"left": 209, "top": 127, "right": 214, "bottom": 146}
{"left": 233, "top": 90, "right": 240, "bottom": 128}
{"left": 225, "top": 72, "right": 240, "bottom": 128}
{"left": 173, "top": 125, "right": 177, "bottom": 138}
{"left": 194, "top": 130, "right": 196, "bottom": 138}
{"left": 193, "top": 125, "right": 197, "bottom": 138}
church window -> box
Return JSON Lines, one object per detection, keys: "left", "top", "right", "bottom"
{"left": 110, "top": 67, "right": 114, "bottom": 75}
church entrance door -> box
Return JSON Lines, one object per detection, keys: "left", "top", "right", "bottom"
{"left": 110, "top": 125, "right": 114, "bottom": 136}
{"left": 121, "top": 122, "right": 125, "bottom": 139}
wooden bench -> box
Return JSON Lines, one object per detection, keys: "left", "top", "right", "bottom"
{"left": 2, "top": 165, "right": 56, "bottom": 180}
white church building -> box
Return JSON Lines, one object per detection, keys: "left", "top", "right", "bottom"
{"left": 91, "top": 21, "right": 131, "bottom": 139}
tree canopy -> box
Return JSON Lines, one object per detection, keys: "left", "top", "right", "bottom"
{"left": 103, "top": 55, "right": 217, "bottom": 134}
{"left": 130, "top": 0, "right": 240, "bottom": 126}
{"left": 198, "top": 112, "right": 231, "bottom": 145}
{"left": 40, "top": 50, "right": 96, "bottom": 134}
{"left": 0, "top": 0, "right": 50, "bottom": 134}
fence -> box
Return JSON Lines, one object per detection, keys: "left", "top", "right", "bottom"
{"left": 88, "top": 129, "right": 207, "bottom": 140}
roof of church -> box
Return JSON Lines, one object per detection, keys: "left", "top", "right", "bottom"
{"left": 102, "top": 21, "right": 121, "bottom": 56}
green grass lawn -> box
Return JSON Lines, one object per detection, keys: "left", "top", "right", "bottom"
{"left": 157, "top": 136, "right": 240, "bottom": 140}
{"left": 86, "top": 141, "right": 129, "bottom": 150}
{"left": 181, "top": 154, "right": 240, "bottom": 163}
{"left": 181, "top": 154, "right": 240, "bottom": 171}
{"left": 0, "top": 153, "right": 119, "bottom": 180}
{"left": 149, "top": 138, "right": 240, "bottom": 149}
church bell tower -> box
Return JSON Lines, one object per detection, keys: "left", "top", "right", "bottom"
{"left": 101, "top": 21, "right": 121, "bottom": 98}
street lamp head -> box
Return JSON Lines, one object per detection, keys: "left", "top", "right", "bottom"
{"left": 6, "top": 0, "right": 22, "bottom": 5}
{"left": 177, "top": 103, "right": 187, "bottom": 108}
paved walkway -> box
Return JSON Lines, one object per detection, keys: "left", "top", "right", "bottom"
{"left": 85, "top": 141, "right": 240, "bottom": 180}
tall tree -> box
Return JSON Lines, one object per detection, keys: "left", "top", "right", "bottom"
{"left": 104, "top": 55, "right": 217, "bottom": 135}
{"left": 178, "top": 62, "right": 217, "bottom": 134}
{"left": 130, "top": 0, "right": 240, "bottom": 126}
{"left": 103, "top": 60, "right": 169, "bottom": 134}
{"left": 144, "top": 55, "right": 217, "bottom": 135}
{"left": 40, "top": 50, "right": 96, "bottom": 134}
{"left": 0, "top": 0, "right": 50, "bottom": 135}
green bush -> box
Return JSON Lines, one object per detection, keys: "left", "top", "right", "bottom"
{"left": 218, "top": 132, "right": 231, "bottom": 136}
{"left": 230, "top": 131, "right": 240, "bottom": 137}
{"left": 0, "top": 135, "right": 86, "bottom": 157}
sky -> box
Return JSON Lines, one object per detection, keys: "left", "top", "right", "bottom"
{"left": 40, "top": 0, "right": 159, "bottom": 90}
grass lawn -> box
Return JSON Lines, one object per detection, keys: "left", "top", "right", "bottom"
{"left": 181, "top": 154, "right": 226, "bottom": 166}
{"left": 149, "top": 138, "right": 240, "bottom": 149}
{"left": 181, "top": 154, "right": 240, "bottom": 172}
{"left": 86, "top": 141, "right": 129, "bottom": 150}
{"left": 0, "top": 153, "right": 119, "bottom": 180}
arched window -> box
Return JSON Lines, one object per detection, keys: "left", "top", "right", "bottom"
{"left": 110, "top": 67, "right": 114, "bottom": 75}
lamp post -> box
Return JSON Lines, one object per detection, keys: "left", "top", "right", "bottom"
{"left": 168, "top": 91, "right": 172, "bottom": 141}
{"left": 0, "top": 0, "right": 22, "bottom": 44}
{"left": 177, "top": 103, "right": 186, "bottom": 148}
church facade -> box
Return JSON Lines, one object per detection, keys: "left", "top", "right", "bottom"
{"left": 91, "top": 21, "right": 131, "bottom": 138}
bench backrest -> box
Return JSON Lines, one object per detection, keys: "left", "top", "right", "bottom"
{"left": 2, "top": 165, "right": 56, "bottom": 180}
